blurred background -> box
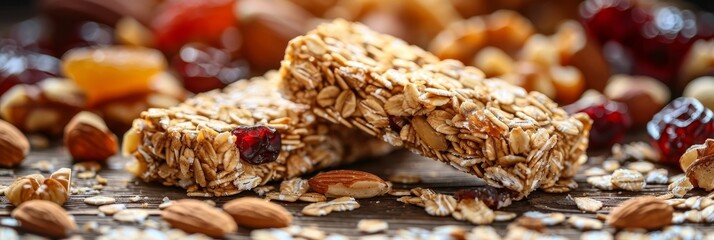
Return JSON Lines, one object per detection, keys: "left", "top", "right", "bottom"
{"left": 0, "top": 0, "right": 714, "bottom": 155}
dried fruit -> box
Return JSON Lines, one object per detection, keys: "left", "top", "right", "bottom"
{"left": 231, "top": 126, "right": 281, "bottom": 165}
{"left": 62, "top": 46, "right": 166, "bottom": 106}
{"left": 152, "top": 0, "right": 237, "bottom": 53}
{"left": 607, "top": 196, "right": 673, "bottom": 230}
{"left": 0, "top": 119, "right": 29, "bottom": 167}
{"left": 454, "top": 187, "right": 514, "bottom": 209}
{"left": 647, "top": 97, "right": 714, "bottom": 164}
{"left": 11, "top": 200, "right": 77, "bottom": 238}
{"left": 64, "top": 112, "right": 118, "bottom": 162}
{"left": 564, "top": 91, "right": 632, "bottom": 148}
{"left": 308, "top": 170, "right": 389, "bottom": 198}
{"left": 223, "top": 197, "right": 293, "bottom": 229}
{"left": 604, "top": 74, "right": 670, "bottom": 126}
{"left": 686, "top": 155, "right": 714, "bottom": 191}
{"left": 5, "top": 168, "right": 71, "bottom": 206}
{"left": 173, "top": 43, "right": 249, "bottom": 93}
{"left": 161, "top": 199, "right": 237, "bottom": 238}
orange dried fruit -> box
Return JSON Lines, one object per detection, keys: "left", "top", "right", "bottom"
{"left": 62, "top": 46, "right": 166, "bottom": 106}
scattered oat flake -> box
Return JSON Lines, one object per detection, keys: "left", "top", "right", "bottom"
{"left": 95, "top": 175, "right": 108, "bottom": 185}
{"left": 626, "top": 161, "right": 655, "bottom": 173}
{"left": 646, "top": 168, "right": 669, "bottom": 184}
{"left": 572, "top": 196, "right": 603, "bottom": 212}
{"left": 611, "top": 169, "right": 646, "bottom": 191}
{"left": 523, "top": 211, "right": 566, "bottom": 226}
{"left": 494, "top": 211, "right": 517, "bottom": 221}
{"left": 298, "top": 192, "right": 327, "bottom": 203}
{"left": 656, "top": 193, "right": 675, "bottom": 200}
{"left": 77, "top": 171, "right": 96, "bottom": 179}
{"left": 30, "top": 160, "right": 55, "bottom": 172}
{"left": 669, "top": 175, "right": 694, "bottom": 197}
{"left": 252, "top": 186, "right": 275, "bottom": 196}
{"left": 266, "top": 192, "right": 300, "bottom": 202}
{"left": 567, "top": 215, "right": 603, "bottom": 230}
{"left": 424, "top": 194, "right": 457, "bottom": 216}
{"left": 468, "top": 226, "right": 501, "bottom": 240}
{"left": 388, "top": 188, "right": 412, "bottom": 196}
{"left": 158, "top": 201, "right": 174, "bottom": 210}
{"left": 296, "top": 227, "right": 326, "bottom": 240}
{"left": 389, "top": 174, "right": 421, "bottom": 184}
{"left": 85, "top": 196, "right": 117, "bottom": 206}
{"left": 302, "top": 197, "right": 360, "bottom": 216}
{"left": 581, "top": 230, "right": 613, "bottom": 240}
{"left": 358, "top": 219, "right": 388, "bottom": 233}
{"left": 602, "top": 160, "right": 621, "bottom": 173}
{"left": 587, "top": 175, "right": 614, "bottom": 190}
{"left": 584, "top": 167, "right": 607, "bottom": 177}
{"left": 129, "top": 195, "right": 142, "bottom": 202}
{"left": 73, "top": 161, "right": 102, "bottom": 172}
{"left": 98, "top": 204, "right": 127, "bottom": 215}
{"left": 113, "top": 209, "right": 148, "bottom": 223}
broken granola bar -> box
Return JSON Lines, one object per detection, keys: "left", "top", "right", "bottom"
{"left": 124, "top": 71, "right": 392, "bottom": 196}
{"left": 280, "top": 19, "right": 592, "bottom": 199}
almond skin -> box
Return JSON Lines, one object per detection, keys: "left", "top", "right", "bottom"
{"left": 223, "top": 197, "right": 293, "bottom": 229}
{"left": 686, "top": 154, "right": 714, "bottom": 191}
{"left": 607, "top": 196, "right": 673, "bottom": 230}
{"left": 12, "top": 200, "right": 77, "bottom": 238}
{"left": 0, "top": 119, "right": 29, "bottom": 167}
{"left": 308, "top": 170, "right": 389, "bottom": 198}
{"left": 161, "top": 199, "right": 237, "bottom": 238}
{"left": 64, "top": 111, "right": 118, "bottom": 162}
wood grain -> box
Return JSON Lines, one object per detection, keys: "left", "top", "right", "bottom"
{"left": 1, "top": 135, "right": 710, "bottom": 239}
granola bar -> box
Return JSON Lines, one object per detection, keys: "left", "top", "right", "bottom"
{"left": 280, "top": 19, "right": 592, "bottom": 199}
{"left": 123, "top": 71, "right": 392, "bottom": 197}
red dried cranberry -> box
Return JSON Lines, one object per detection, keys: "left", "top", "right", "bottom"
{"left": 564, "top": 92, "right": 632, "bottom": 149}
{"left": 231, "top": 126, "right": 281, "bottom": 165}
{"left": 151, "top": 0, "right": 237, "bottom": 54}
{"left": 173, "top": 43, "right": 249, "bottom": 93}
{"left": 581, "top": 0, "right": 714, "bottom": 85}
{"left": 647, "top": 97, "right": 714, "bottom": 165}
{"left": 454, "top": 187, "right": 514, "bottom": 209}
{"left": 0, "top": 42, "right": 61, "bottom": 95}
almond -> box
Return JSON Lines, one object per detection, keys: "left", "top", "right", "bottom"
{"left": 308, "top": 170, "right": 389, "bottom": 198}
{"left": 0, "top": 119, "right": 29, "bottom": 167}
{"left": 161, "top": 199, "right": 237, "bottom": 238}
{"left": 686, "top": 154, "right": 714, "bottom": 191}
{"left": 680, "top": 138, "right": 714, "bottom": 172}
{"left": 64, "top": 111, "right": 118, "bottom": 162}
{"left": 223, "top": 197, "right": 293, "bottom": 229}
{"left": 11, "top": 200, "right": 77, "bottom": 238}
{"left": 607, "top": 196, "right": 673, "bottom": 230}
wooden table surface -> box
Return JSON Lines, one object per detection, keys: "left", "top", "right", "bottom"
{"left": 1, "top": 133, "right": 710, "bottom": 239}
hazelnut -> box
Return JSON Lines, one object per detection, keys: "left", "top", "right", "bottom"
{"left": 64, "top": 111, "right": 118, "bottom": 162}
{"left": 549, "top": 65, "right": 585, "bottom": 105}
{"left": 0, "top": 119, "right": 29, "bottom": 167}
{"left": 472, "top": 47, "right": 514, "bottom": 77}
{"left": 604, "top": 75, "right": 671, "bottom": 126}
{"left": 429, "top": 17, "right": 487, "bottom": 64}
{"left": 237, "top": 0, "right": 315, "bottom": 72}
{"left": 683, "top": 76, "right": 714, "bottom": 110}
{"left": 484, "top": 10, "right": 534, "bottom": 55}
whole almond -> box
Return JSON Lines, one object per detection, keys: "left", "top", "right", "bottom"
{"left": 11, "top": 200, "right": 77, "bottom": 238}
{"left": 607, "top": 196, "right": 673, "bottom": 230}
{"left": 223, "top": 197, "right": 292, "bottom": 229}
{"left": 686, "top": 154, "right": 714, "bottom": 191}
{"left": 64, "top": 111, "right": 118, "bottom": 162}
{"left": 161, "top": 199, "right": 237, "bottom": 238}
{"left": 0, "top": 119, "right": 29, "bottom": 167}
{"left": 308, "top": 170, "right": 389, "bottom": 198}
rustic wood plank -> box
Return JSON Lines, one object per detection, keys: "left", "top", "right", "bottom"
{"left": 1, "top": 134, "right": 711, "bottom": 239}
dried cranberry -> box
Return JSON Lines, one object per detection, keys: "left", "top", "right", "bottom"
{"left": 454, "top": 187, "right": 514, "bottom": 209}
{"left": 151, "top": 0, "right": 237, "bottom": 54}
{"left": 564, "top": 92, "right": 632, "bottom": 149}
{"left": 388, "top": 116, "right": 406, "bottom": 132}
{"left": 0, "top": 42, "right": 61, "bottom": 95}
{"left": 647, "top": 97, "right": 714, "bottom": 165}
{"left": 231, "top": 126, "right": 281, "bottom": 165}
{"left": 173, "top": 43, "right": 249, "bottom": 93}
{"left": 581, "top": 0, "right": 714, "bottom": 85}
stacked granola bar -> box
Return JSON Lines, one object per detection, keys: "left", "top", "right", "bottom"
{"left": 280, "top": 19, "right": 592, "bottom": 199}
{"left": 124, "top": 71, "right": 392, "bottom": 196}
